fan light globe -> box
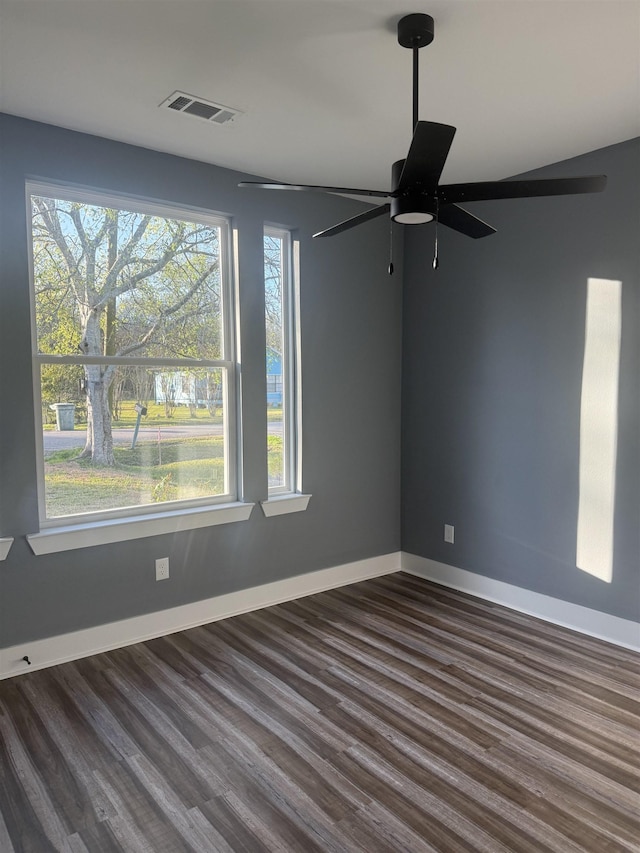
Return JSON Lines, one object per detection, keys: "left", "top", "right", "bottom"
{"left": 392, "top": 211, "right": 434, "bottom": 224}
{"left": 390, "top": 185, "right": 435, "bottom": 225}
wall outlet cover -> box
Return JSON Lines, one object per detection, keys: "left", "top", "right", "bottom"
{"left": 155, "top": 557, "right": 170, "bottom": 581}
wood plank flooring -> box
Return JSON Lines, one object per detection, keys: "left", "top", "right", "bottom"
{"left": 1, "top": 572, "right": 638, "bottom": 852}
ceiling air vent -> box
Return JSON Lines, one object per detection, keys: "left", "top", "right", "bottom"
{"left": 160, "top": 91, "right": 241, "bottom": 125}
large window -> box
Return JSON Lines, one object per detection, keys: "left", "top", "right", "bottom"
{"left": 28, "top": 183, "right": 236, "bottom": 525}
{"left": 264, "top": 227, "right": 297, "bottom": 494}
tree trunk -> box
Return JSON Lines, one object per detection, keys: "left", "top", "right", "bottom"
{"left": 79, "top": 309, "right": 116, "bottom": 465}
{"left": 82, "top": 369, "right": 115, "bottom": 465}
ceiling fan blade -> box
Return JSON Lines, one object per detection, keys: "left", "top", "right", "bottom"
{"left": 439, "top": 175, "right": 607, "bottom": 205}
{"left": 238, "top": 181, "right": 390, "bottom": 198}
{"left": 438, "top": 204, "right": 497, "bottom": 239}
{"left": 398, "top": 121, "right": 457, "bottom": 193}
{"left": 313, "top": 204, "right": 391, "bottom": 238}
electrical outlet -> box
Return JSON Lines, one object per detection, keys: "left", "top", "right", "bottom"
{"left": 155, "top": 557, "right": 170, "bottom": 581}
{"left": 444, "top": 524, "right": 455, "bottom": 544}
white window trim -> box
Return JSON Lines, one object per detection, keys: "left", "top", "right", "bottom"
{"left": 26, "top": 501, "right": 254, "bottom": 555}
{"left": 292, "top": 237, "right": 304, "bottom": 496}
{"left": 264, "top": 226, "right": 307, "bottom": 504}
{"left": 260, "top": 493, "right": 311, "bottom": 517}
{"left": 0, "top": 538, "right": 14, "bottom": 560}
{"left": 27, "top": 180, "right": 241, "bottom": 532}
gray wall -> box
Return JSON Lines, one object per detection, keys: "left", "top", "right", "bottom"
{"left": 402, "top": 138, "right": 639, "bottom": 622}
{"left": 0, "top": 114, "right": 402, "bottom": 647}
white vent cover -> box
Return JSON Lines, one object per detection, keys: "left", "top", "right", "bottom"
{"left": 160, "top": 91, "right": 242, "bottom": 125}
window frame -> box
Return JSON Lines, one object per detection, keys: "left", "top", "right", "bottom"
{"left": 27, "top": 180, "right": 241, "bottom": 530}
{"left": 264, "top": 225, "right": 298, "bottom": 496}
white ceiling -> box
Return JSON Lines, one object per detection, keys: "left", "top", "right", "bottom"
{"left": 1, "top": 1, "right": 639, "bottom": 190}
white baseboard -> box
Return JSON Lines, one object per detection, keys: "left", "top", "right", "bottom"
{"left": 3, "top": 550, "right": 636, "bottom": 680}
{"left": 401, "top": 552, "right": 640, "bottom": 652}
{"left": 0, "top": 552, "right": 401, "bottom": 680}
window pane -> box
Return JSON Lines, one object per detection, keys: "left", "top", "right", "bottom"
{"left": 31, "top": 195, "right": 224, "bottom": 360}
{"left": 41, "top": 365, "right": 228, "bottom": 519}
{"left": 29, "top": 185, "right": 235, "bottom": 523}
{"left": 264, "top": 232, "right": 287, "bottom": 490}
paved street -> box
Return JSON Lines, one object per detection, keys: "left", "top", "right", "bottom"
{"left": 43, "top": 422, "right": 282, "bottom": 452}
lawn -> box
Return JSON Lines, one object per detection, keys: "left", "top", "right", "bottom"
{"left": 45, "top": 436, "right": 226, "bottom": 517}
{"left": 45, "top": 432, "right": 284, "bottom": 517}
{"left": 43, "top": 400, "right": 283, "bottom": 428}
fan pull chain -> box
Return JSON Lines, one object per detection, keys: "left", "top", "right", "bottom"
{"left": 432, "top": 198, "right": 439, "bottom": 270}
{"left": 388, "top": 221, "right": 394, "bottom": 275}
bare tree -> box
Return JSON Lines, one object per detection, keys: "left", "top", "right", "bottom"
{"left": 32, "top": 196, "right": 221, "bottom": 465}
{"left": 263, "top": 234, "right": 284, "bottom": 353}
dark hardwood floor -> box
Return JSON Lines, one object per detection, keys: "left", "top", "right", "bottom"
{"left": 1, "top": 572, "right": 638, "bottom": 852}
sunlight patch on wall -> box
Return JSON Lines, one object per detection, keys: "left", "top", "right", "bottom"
{"left": 576, "top": 278, "right": 621, "bottom": 583}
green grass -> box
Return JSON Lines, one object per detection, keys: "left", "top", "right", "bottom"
{"left": 44, "top": 436, "right": 228, "bottom": 517}
{"left": 267, "top": 434, "right": 284, "bottom": 484}
{"left": 44, "top": 428, "right": 286, "bottom": 518}
{"left": 44, "top": 400, "right": 282, "bottom": 429}
{"left": 45, "top": 466, "right": 147, "bottom": 517}
{"left": 112, "top": 401, "right": 225, "bottom": 429}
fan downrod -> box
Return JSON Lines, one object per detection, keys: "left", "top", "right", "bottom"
{"left": 397, "top": 14, "right": 434, "bottom": 49}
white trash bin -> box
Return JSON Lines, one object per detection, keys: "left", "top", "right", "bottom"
{"left": 50, "top": 403, "right": 76, "bottom": 430}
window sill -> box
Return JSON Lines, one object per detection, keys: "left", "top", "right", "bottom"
{"left": 26, "top": 502, "right": 255, "bottom": 555}
{"left": 0, "top": 538, "right": 14, "bottom": 560}
{"left": 260, "top": 493, "right": 311, "bottom": 517}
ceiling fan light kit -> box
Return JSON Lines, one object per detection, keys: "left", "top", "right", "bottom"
{"left": 390, "top": 156, "right": 435, "bottom": 224}
{"left": 239, "top": 12, "right": 606, "bottom": 253}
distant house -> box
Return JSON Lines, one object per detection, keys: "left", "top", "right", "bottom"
{"left": 153, "top": 372, "right": 218, "bottom": 409}
{"left": 266, "top": 347, "right": 283, "bottom": 407}
{"left": 154, "top": 350, "right": 283, "bottom": 409}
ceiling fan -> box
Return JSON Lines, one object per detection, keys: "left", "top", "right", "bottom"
{"left": 239, "top": 13, "right": 606, "bottom": 246}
